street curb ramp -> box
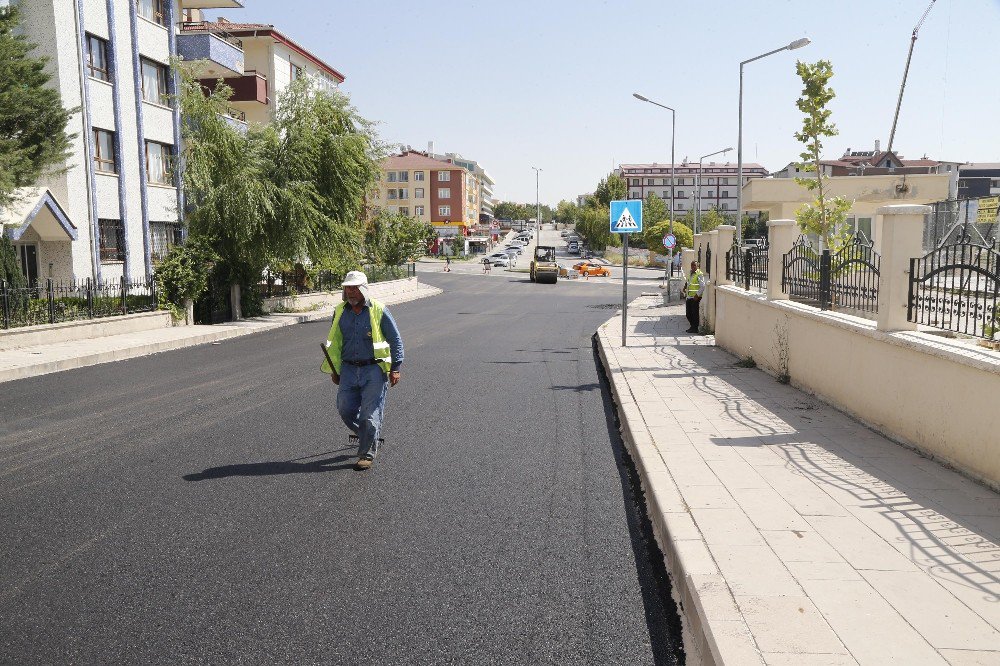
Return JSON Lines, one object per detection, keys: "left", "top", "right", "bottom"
{"left": 595, "top": 303, "right": 763, "bottom": 666}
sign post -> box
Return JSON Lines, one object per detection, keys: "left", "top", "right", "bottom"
{"left": 610, "top": 200, "right": 644, "bottom": 347}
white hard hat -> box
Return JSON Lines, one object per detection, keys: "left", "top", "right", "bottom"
{"left": 342, "top": 270, "right": 369, "bottom": 287}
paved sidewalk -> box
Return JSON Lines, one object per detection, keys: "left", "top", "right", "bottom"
{"left": 597, "top": 295, "right": 1000, "bottom": 666}
{"left": 0, "top": 281, "right": 441, "bottom": 383}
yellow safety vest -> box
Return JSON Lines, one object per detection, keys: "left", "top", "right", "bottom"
{"left": 686, "top": 270, "right": 705, "bottom": 298}
{"left": 321, "top": 299, "right": 392, "bottom": 375}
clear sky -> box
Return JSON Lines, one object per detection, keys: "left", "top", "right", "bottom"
{"left": 208, "top": 0, "right": 1000, "bottom": 205}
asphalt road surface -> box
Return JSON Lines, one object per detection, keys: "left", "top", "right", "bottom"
{"left": 0, "top": 272, "right": 682, "bottom": 664}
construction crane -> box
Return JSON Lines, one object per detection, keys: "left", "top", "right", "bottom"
{"left": 886, "top": 0, "right": 937, "bottom": 155}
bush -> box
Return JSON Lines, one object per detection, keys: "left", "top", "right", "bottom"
{"left": 154, "top": 238, "right": 218, "bottom": 317}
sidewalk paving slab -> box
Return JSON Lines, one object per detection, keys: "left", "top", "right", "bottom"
{"left": 597, "top": 294, "right": 1000, "bottom": 666}
{"left": 0, "top": 280, "right": 441, "bottom": 384}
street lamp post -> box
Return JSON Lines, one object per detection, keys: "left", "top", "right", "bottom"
{"left": 531, "top": 166, "right": 542, "bottom": 254}
{"left": 632, "top": 93, "right": 676, "bottom": 280}
{"left": 737, "top": 37, "right": 810, "bottom": 243}
{"left": 697, "top": 147, "right": 733, "bottom": 234}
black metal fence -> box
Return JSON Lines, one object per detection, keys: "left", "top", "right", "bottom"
{"left": 258, "top": 263, "right": 417, "bottom": 299}
{"left": 782, "top": 236, "right": 881, "bottom": 313}
{"left": 1, "top": 277, "right": 158, "bottom": 329}
{"left": 908, "top": 234, "right": 1000, "bottom": 339}
{"left": 704, "top": 244, "right": 713, "bottom": 277}
{"left": 924, "top": 197, "right": 999, "bottom": 252}
{"left": 726, "top": 240, "right": 769, "bottom": 292}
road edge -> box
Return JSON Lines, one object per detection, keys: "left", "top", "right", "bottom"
{"left": 595, "top": 312, "right": 762, "bottom": 666}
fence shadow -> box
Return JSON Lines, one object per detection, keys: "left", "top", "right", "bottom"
{"left": 664, "top": 341, "right": 1000, "bottom": 604}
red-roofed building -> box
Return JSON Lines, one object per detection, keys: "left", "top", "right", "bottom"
{"left": 616, "top": 161, "right": 768, "bottom": 215}
{"left": 188, "top": 14, "right": 345, "bottom": 126}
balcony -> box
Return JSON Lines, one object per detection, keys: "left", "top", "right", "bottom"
{"left": 220, "top": 108, "right": 247, "bottom": 133}
{"left": 199, "top": 70, "right": 267, "bottom": 104}
{"left": 176, "top": 21, "right": 244, "bottom": 78}
{"left": 180, "top": 1, "right": 244, "bottom": 8}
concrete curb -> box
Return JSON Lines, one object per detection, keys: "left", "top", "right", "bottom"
{"left": 0, "top": 281, "right": 442, "bottom": 384}
{"left": 595, "top": 312, "right": 761, "bottom": 666}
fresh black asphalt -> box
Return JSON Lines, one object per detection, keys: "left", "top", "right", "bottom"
{"left": 0, "top": 273, "right": 682, "bottom": 665}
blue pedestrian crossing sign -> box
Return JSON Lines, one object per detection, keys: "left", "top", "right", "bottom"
{"left": 610, "top": 200, "right": 643, "bottom": 234}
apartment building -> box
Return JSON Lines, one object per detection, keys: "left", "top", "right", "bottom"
{"left": 194, "top": 17, "right": 345, "bottom": 126}
{"left": 3, "top": 1, "right": 348, "bottom": 284}
{"left": 617, "top": 161, "right": 768, "bottom": 214}
{"left": 429, "top": 151, "right": 495, "bottom": 223}
{"left": 2, "top": 0, "right": 236, "bottom": 284}
{"left": 958, "top": 163, "right": 1000, "bottom": 198}
{"left": 377, "top": 151, "right": 477, "bottom": 236}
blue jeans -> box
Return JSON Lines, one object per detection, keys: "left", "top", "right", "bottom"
{"left": 336, "top": 363, "right": 388, "bottom": 460}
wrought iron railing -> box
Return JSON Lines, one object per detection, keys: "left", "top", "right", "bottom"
{"left": 704, "top": 244, "right": 713, "bottom": 277}
{"left": 0, "top": 277, "right": 158, "bottom": 329}
{"left": 908, "top": 233, "right": 1000, "bottom": 339}
{"left": 179, "top": 21, "right": 244, "bottom": 50}
{"left": 258, "top": 264, "right": 416, "bottom": 299}
{"left": 726, "top": 240, "right": 768, "bottom": 292}
{"left": 781, "top": 235, "right": 881, "bottom": 313}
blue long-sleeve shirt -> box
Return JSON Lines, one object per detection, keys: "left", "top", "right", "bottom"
{"left": 339, "top": 304, "right": 404, "bottom": 370}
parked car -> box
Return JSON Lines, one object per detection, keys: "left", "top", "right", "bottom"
{"left": 567, "top": 242, "right": 580, "bottom": 254}
{"left": 573, "top": 262, "right": 611, "bottom": 277}
{"left": 505, "top": 245, "right": 523, "bottom": 254}
{"left": 488, "top": 254, "right": 510, "bottom": 267}
{"left": 560, "top": 230, "right": 569, "bottom": 238}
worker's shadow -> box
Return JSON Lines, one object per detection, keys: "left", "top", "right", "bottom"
{"left": 183, "top": 450, "right": 357, "bottom": 481}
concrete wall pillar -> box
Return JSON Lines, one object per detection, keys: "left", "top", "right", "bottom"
{"left": 876, "top": 204, "right": 929, "bottom": 332}
{"left": 767, "top": 219, "right": 799, "bottom": 301}
{"left": 681, "top": 248, "right": 696, "bottom": 279}
{"left": 714, "top": 225, "right": 736, "bottom": 287}
{"left": 704, "top": 230, "right": 720, "bottom": 329}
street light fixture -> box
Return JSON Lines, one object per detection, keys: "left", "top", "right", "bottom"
{"left": 736, "top": 37, "right": 810, "bottom": 243}
{"left": 632, "top": 92, "right": 677, "bottom": 277}
{"left": 697, "top": 147, "right": 733, "bottom": 234}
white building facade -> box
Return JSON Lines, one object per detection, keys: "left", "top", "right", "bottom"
{"left": 617, "top": 161, "right": 769, "bottom": 215}
{"left": 3, "top": 0, "right": 242, "bottom": 284}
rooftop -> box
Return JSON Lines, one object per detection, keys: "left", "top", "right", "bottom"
{"left": 208, "top": 18, "right": 346, "bottom": 82}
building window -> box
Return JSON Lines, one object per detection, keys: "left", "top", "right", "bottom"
{"left": 386, "top": 172, "right": 397, "bottom": 182}
{"left": 93, "top": 129, "right": 117, "bottom": 173}
{"left": 86, "top": 34, "right": 110, "bottom": 82}
{"left": 398, "top": 188, "right": 408, "bottom": 200}
{"left": 438, "top": 205, "right": 451, "bottom": 216}
{"left": 721, "top": 203, "right": 729, "bottom": 210}
{"left": 437, "top": 171, "right": 451, "bottom": 182}
{"left": 707, "top": 178, "right": 716, "bottom": 185}
{"left": 399, "top": 207, "right": 409, "bottom": 216}
{"left": 414, "top": 171, "right": 425, "bottom": 181}
{"left": 140, "top": 58, "right": 168, "bottom": 105}
{"left": 676, "top": 202, "right": 684, "bottom": 210}
{"left": 145, "top": 141, "right": 174, "bottom": 185}
{"left": 387, "top": 205, "right": 398, "bottom": 213}
{"left": 630, "top": 191, "right": 640, "bottom": 199}
{"left": 438, "top": 188, "right": 451, "bottom": 198}
{"left": 150, "top": 221, "right": 182, "bottom": 262}
{"left": 646, "top": 178, "right": 654, "bottom": 185}
{"left": 387, "top": 189, "right": 397, "bottom": 200}
{"left": 137, "top": 0, "right": 167, "bottom": 26}
{"left": 662, "top": 190, "right": 670, "bottom": 198}
{"left": 99, "top": 219, "right": 125, "bottom": 262}
{"left": 676, "top": 190, "right": 685, "bottom": 198}
{"left": 398, "top": 171, "right": 409, "bottom": 182}
{"left": 414, "top": 187, "right": 425, "bottom": 198}
{"left": 630, "top": 178, "right": 639, "bottom": 186}
{"left": 290, "top": 63, "right": 304, "bottom": 81}
{"left": 415, "top": 205, "right": 424, "bottom": 216}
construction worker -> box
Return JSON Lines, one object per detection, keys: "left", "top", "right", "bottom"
{"left": 321, "top": 271, "right": 404, "bottom": 470}
{"left": 684, "top": 260, "right": 706, "bottom": 333}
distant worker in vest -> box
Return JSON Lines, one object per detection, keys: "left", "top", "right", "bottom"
{"left": 321, "top": 271, "right": 404, "bottom": 471}
{"left": 684, "top": 260, "right": 706, "bottom": 334}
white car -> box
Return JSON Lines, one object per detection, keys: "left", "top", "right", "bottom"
{"left": 487, "top": 253, "right": 510, "bottom": 266}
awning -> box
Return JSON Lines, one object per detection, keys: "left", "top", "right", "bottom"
{"left": 1, "top": 188, "right": 77, "bottom": 241}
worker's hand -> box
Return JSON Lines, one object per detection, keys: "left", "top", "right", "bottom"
{"left": 331, "top": 372, "right": 340, "bottom": 385}
{"left": 389, "top": 370, "right": 401, "bottom": 387}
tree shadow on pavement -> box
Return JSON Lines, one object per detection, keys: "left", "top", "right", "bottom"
{"left": 183, "top": 453, "right": 356, "bottom": 481}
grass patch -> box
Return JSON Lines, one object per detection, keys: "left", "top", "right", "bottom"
{"left": 735, "top": 356, "right": 757, "bottom": 369}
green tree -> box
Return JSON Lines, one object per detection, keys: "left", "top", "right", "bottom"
{"left": 554, "top": 200, "right": 579, "bottom": 225}
{"left": 153, "top": 237, "right": 219, "bottom": 317}
{"left": 0, "top": 5, "right": 76, "bottom": 209}
{"left": 593, "top": 173, "right": 626, "bottom": 207}
{"left": 793, "top": 60, "right": 852, "bottom": 250}
{"left": 364, "top": 210, "right": 434, "bottom": 267}
{"left": 699, "top": 206, "right": 735, "bottom": 233}
{"left": 270, "top": 77, "right": 385, "bottom": 266}
{"left": 642, "top": 220, "right": 693, "bottom": 253}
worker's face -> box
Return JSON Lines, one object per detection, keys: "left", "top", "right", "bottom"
{"left": 344, "top": 285, "right": 364, "bottom": 307}
{"left": 690, "top": 262, "right": 698, "bottom": 271}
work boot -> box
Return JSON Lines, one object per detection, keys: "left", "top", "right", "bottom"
{"left": 355, "top": 457, "right": 373, "bottom": 471}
